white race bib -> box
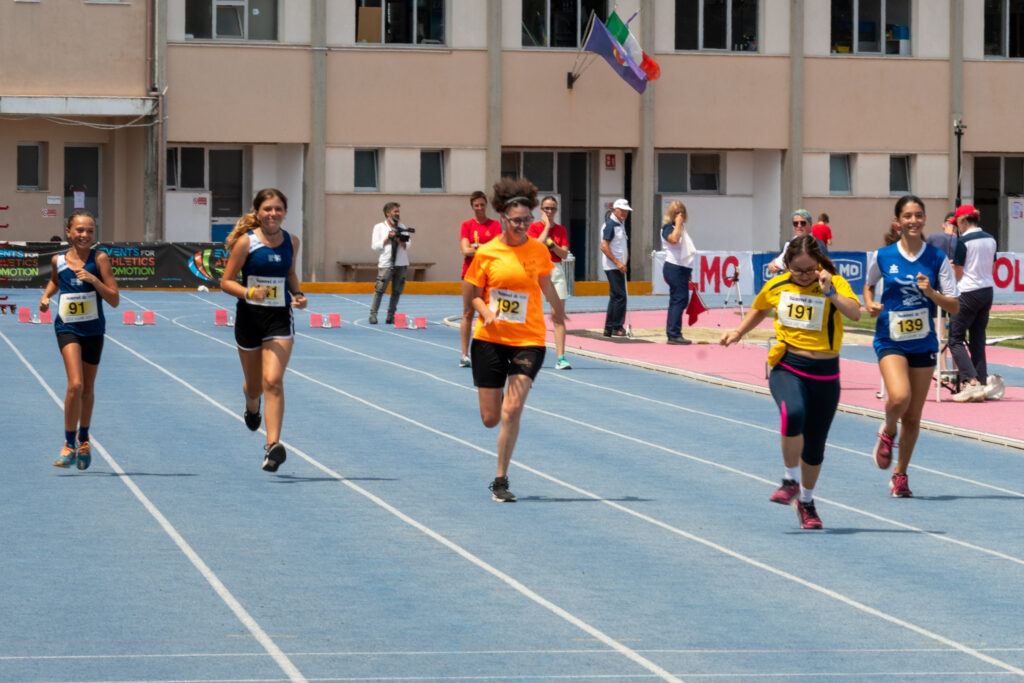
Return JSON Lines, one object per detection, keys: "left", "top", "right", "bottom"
{"left": 889, "top": 308, "right": 929, "bottom": 341}
{"left": 777, "top": 291, "right": 825, "bottom": 331}
{"left": 59, "top": 291, "right": 99, "bottom": 323}
{"left": 489, "top": 288, "right": 529, "bottom": 324}
{"left": 247, "top": 275, "right": 286, "bottom": 308}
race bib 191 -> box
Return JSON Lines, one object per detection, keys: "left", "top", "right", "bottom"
{"left": 59, "top": 291, "right": 99, "bottom": 323}
{"left": 889, "top": 307, "right": 929, "bottom": 341}
{"left": 777, "top": 291, "right": 825, "bottom": 331}
{"left": 489, "top": 288, "right": 529, "bottom": 324}
{"left": 246, "top": 275, "right": 286, "bottom": 307}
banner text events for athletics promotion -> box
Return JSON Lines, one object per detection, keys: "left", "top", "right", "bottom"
{"left": 0, "top": 242, "right": 229, "bottom": 288}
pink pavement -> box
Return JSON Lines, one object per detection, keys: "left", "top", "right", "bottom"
{"left": 550, "top": 309, "right": 1024, "bottom": 447}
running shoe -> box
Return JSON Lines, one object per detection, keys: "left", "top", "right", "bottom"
{"left": 385, "top": 315, "right": 395, "bottom": 325}
{"left": 873, "top": 427, "right": 896, "bottom": 469}
{"left": 459, "top": 355, "right": 472, "bottom": 368}
{"left": 952, "top": 383, "right": 987, "bottom": 402}
{"left": 554, "top": 356, "right": 572, "bottom": 370}
{"left": 243, "top": 398, "right": 262, "bottom": 432}
{"left": 76, "top": 441, "right": 91, "bottom": 470}
{"left": 368, "top": 312, "right": 378, "bottom": 324}
{"left": 262, "top": 442, "right": 287, "bottom": 472}
{"left": 985, "top": 375, "right": 1006, "bottom": 401}
{"left": 769, "top": 478, "right": 800, "bottom": 505}
{"left": 666, "top": 336, "right": 692, "bottom": 345}
{"left": 489, "top": 476, "right": 516, "bottom": 503}
{"left": 794, "top": 500, "right": 823, "bottom": 529}
{"left": 889, "top": 472, "right": 914, "bottom": 498}
{"left": 54, "top": 443, "right": 77, "bottom": 468}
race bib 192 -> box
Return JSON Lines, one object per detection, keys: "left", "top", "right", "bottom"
{"left": 489, "top": 288, "right": 528, "bottom": 324}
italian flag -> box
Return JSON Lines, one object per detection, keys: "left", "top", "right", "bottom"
{"left": 606, "top": 11, "right": 660, "bottom": 81}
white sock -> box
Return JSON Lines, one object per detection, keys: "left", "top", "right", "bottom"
{"left": 785, "top": 466, "right": 800, "bottom": 482}
{"left": 799, "top": 486, "right": 814, "bottom": 503}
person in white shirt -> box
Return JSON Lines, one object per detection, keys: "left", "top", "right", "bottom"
{"left": 601, "top": 198, "right": 631, "bottom": 336}
{"left": 369, "top": 201, "right": 412, "bottom": 325}
{"left": 948, "top": 204, "right": 1000, "bottom": 401}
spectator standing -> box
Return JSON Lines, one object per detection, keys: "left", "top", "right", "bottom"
{"left": 811, "top": 213, "right": 833, "bottom": 247}
{"left": 458, "top": 191, "right": 502, "bottom": 367}
{"left": 601, "top": 199, "right": 631, "bottom": 337}
{"left": 369, "top": 202, "right": 412, "bottom": 325}
{"left": 661, "top": 200, "right": 695, "bottom": 345}
{"left": 527, "top": 195, "right": 573, "bottom": 369}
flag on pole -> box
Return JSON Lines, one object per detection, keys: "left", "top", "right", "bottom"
{"left": 582, "top": 14, "right": 648, "bottom": 94}
{"left": 606, "top": 11, "right": 660, "bottom": 81}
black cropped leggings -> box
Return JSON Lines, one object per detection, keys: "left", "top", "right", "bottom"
{"left": 768, "top": 352, "right": 841, "bottom": 467}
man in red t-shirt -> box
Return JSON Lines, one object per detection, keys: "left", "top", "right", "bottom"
{"left": 811, "top": 212, "right": 833, "bottom": 247}
{"left": 459, "top": 191, "right": 502, "bottom": 367}
{"left": 527, "top": 196, "right": 572, "bottom": 369}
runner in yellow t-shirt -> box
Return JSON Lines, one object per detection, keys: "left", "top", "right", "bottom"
{"left": 463, "top": 177, "right": 567, "bottom": 502}
{"left": 720, "top": 235, "right": 862, "bottom": 529}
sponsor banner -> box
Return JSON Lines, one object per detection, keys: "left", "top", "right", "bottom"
{"left": 0, "top": 242, "right": 229, "bottom": 288}
{"left": 994, "top": 252, "right": 1024, "bottom": 302}
{"left": 652, "top": 250, "right": 753, "bottom": 297}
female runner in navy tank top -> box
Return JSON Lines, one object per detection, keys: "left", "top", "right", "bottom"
{"left": 220, "top": 189, "right": 307, "bottom": 472}
{"left": 40, "top": 209, "right": 120, "bottom": 470}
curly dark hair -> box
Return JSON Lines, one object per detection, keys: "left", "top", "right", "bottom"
{"left": 490, "top": 177, "right": 538, "bottom": 214}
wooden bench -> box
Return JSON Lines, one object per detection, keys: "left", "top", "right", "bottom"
{"left": 335, "top": 261, "right": 435, "bottom": 282}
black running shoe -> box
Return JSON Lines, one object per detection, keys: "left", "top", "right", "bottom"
{"left": 489, "top": 476, "right": 516, "bottom": 502}
{"left": 262, "top": 442, "right": 286, "bottom": 472}
{"left": 244, "top": 398, "right": 262, "bottom": 432}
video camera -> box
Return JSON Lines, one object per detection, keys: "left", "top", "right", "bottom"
{"left": 389, "top": 217, "right": 415, "bottom": 243}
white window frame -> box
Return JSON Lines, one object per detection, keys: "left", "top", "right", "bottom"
{"left": 17, "top": 143, "right": 45, "bottom": 191}
{"left": 831, "top": 0, "right": 911, "bottom": 55}
{"left": 185, "top": 0, "right": 277, "bottom": 41}
{"left": 356, "top": 0, "right": 446, "bottom": 45}
{"left": 675, "top": 0, "right": 759, "bottom": 52}
{"left": 984, "top": 0, "right": 1024, "bottom": 59}
{"left": 354, "top": 149, "right": 380, "bottom": 192}
{"left": 165, "top": 145, "right": 248, "bottom": 218}
{"left": 419, "top": 150, "right": 445, "bottom": 193}
{"left": 889, "top": 154, "right": 911, "bottom": 195}
{"left": 522, "top": 0, "right": 606, "bottom": 49}
{"left": 830, "top": 154, "right": 853, "bottom": 195}
{"left": 656, "top": 152, "right": 723, "bottom": 194}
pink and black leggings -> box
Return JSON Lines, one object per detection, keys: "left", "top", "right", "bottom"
{"left": 768, "top": 352, "right": 841, "bottom": 467}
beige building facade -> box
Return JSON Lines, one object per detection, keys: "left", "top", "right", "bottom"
{"left": 2, "top": 0, "right": 1023, "bottom": 282}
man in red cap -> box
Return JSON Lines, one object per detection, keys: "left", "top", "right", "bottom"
{"left": 949, "top": 204, "right": 1000, "bottom": 402}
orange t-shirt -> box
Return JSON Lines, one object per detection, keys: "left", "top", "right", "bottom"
{"left": 464, "top": 237, "right": 553, "bottom": 347}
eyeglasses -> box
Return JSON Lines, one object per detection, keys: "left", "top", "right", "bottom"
{"left": 541, "top": 206, "right": 558, "bottom": 212}
{"left": 504, "top": 215, "right": 531, "bottom": 227}
{"left": 790, "top": 265, "right": 818, "bottom": 276}
{"left": 792, "top": 220, "right": 808, "bottom": 226}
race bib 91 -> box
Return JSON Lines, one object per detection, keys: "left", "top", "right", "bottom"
{"left": 59, "top": 291, "right": 99, "bottom": 323}
{"left": 247, "top": 275, "right": 286, "bottom": 307}
{"left": 489, "top": 288, "right": 528, "bottom": 324}
{"left": 889, "top": 308, "right": 929, "bottom": 341}
{"left": 777, "top": 291, "right": 825, "bottom": 331}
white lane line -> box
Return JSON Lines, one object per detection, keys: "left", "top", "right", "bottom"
{"left": 0, "top": 331, "right": 309, "bottom": 683}
{"left": 289, "top": 331, "right": 1024, "bottom": 569}
{"left": 91, "top": 328, "right": 685, "bottom": 683}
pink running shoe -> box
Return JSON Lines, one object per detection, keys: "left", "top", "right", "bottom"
{"left": 890, "top": 472, "right": 914, "bottom": 498}
{"left": 873, "top": 428, "right": 896, "bottom": 469}
{"left": 794, "top": 500, "right": 823, "bottom": 529}
{"left": 769, "top": 479, "right": 800, "bottom": 505}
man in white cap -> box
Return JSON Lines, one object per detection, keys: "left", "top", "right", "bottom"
{"left": 601, "top": 198, "right": 631, "bottom": 336}
{"left": 949, "top": 204, "right": 1001, "bottom": 401}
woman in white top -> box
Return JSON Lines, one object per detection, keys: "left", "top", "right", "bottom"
{"left": 661, "top": 201, "right": 695, "bottom": 344}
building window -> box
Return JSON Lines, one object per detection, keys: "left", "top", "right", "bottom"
{"left": 501, "top": 151, "right": 556, "bottom": 192}
{"left": 17, "top": 143, "right": 45, "bottom": 190}
{"left": 420, "top": 150, "right": 444, "bottom": 192}
{"left": 675, "top": 0, "right": 758, "bottom": 51}
{"left": 830, "top": 0, "right": 911, "bottom": 55}
{"left": 166, "top": 146, "right": 245, "bottom": 217}
{"left": 354, "top": 150, "right": 379, "bottom": 191}
{"left": 356, "top": 0, "right": 445, "bottom": 44}
{"left": 522, "top": 0, "right": 607, "bottom": 48}
{"left": 657, "top": 152, "right": 722, "bottom": 193}
{"left": 185, "top": 0, "right": 278, "bottom": 40}
{"left": 889, "top": 155, "right": 910, "bottom": 194}
{"left": 830, "top": 154, "right": 852, "bottom": 194}
{"left": 985, "top": 0, "right": 1024, "bottom": 58}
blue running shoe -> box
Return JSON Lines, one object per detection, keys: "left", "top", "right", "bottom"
{"left": 76, "top": 441, "right": 91, "bottom": 470}
{"left": 54, "top": 443, "right": 77, "bottom": 468}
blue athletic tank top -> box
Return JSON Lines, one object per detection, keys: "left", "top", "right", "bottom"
{"left": 870, "top": 242, "right": 949, "bottom": 355}
{"left": 54, "top": 250, "right": 106, "bottom": 337}
{"left": 240, "top": 230, "right": 294, "bottom": 308}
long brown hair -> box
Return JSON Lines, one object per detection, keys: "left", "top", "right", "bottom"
{"left": 784, "top": 234, "right": 837, "bottom": 275}
{"left": 224, "top": 188, "right": 288, "bottom": 250}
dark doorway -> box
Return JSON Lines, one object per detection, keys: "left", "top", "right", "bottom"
{"left": 557, "top": 151, "right": 590, "bottom": 281}
{"left": 64, "top": 146, "right": 100, "bottom": 234}
{"left": 973, "top": 156, "right": 1001, "bottom": 248}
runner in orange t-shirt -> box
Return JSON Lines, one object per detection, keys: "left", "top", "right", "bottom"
{"left": 458, "top": 191, "right": 502, "bottom": 368}
{"left": 464, "top": 177, "right": 566, "bottom": 502}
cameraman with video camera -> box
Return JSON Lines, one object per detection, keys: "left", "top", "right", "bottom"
{"left": 369, "top": 201, "right": 414, "bottom": 324}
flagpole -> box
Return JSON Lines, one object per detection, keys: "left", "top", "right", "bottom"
{"left": 568, "top": 11, "right": 597, "bottom": 88}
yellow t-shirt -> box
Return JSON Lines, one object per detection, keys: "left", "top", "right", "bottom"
{"left": 753, "top": 272, "right": 860, "bottom": 355}
{"left": 464, "top": 237, "right": 554, "bottom": 347}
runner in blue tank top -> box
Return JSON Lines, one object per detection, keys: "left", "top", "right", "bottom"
{"left": 863, "top": 195, "right": 959, "bottom": 498}
{"left": 39, "top": 210, "right": 120, "bottom": 470}
{"left": 220, "top": 189, "right": 307, "bottom": 472}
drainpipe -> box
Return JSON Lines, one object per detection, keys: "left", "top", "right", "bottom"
{"left": 486, "top": 0, "right": 502, "bottom": 186}
{"left": 781, "top": 0, "right": 804, "bottom": 247}
{"left": 304, "top": 0, "right": 327, "bottom": 281}
{"left": 143, "top": 0, "right": 166, "bottom": 242}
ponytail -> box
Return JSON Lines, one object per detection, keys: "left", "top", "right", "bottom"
{"left": 224, "top": 213, "right": 259, "bottom": 251}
